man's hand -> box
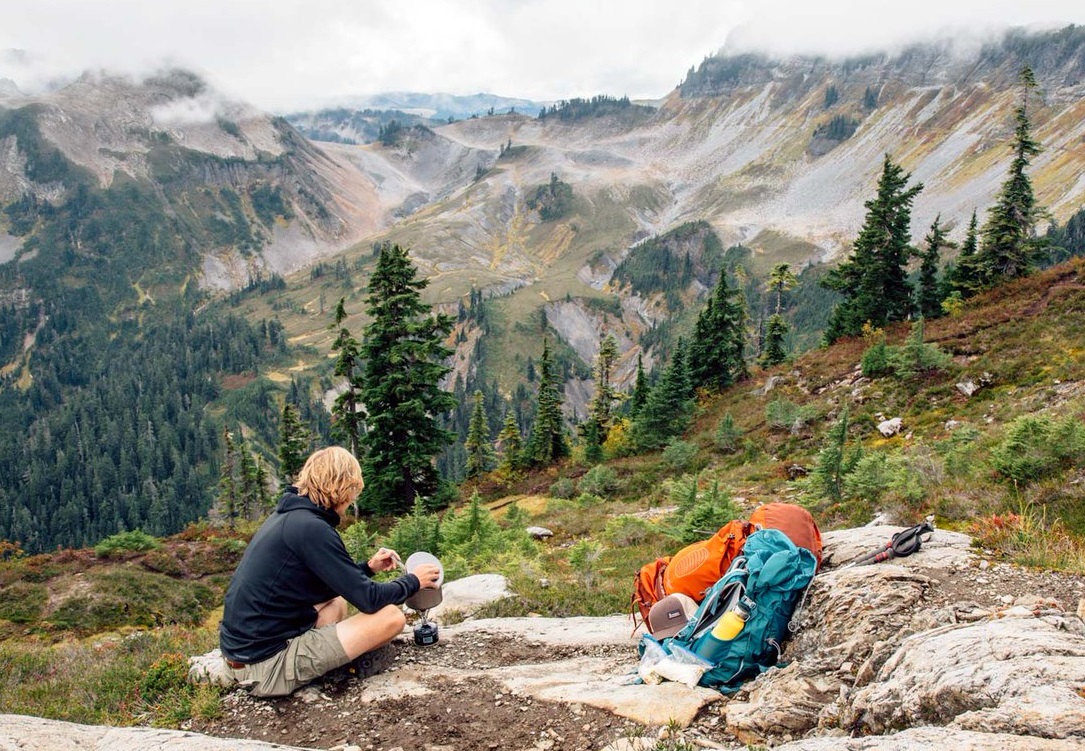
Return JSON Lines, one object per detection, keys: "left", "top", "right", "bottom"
{"left": 412, "top": 563, "right": 441, "bottom": 589}
{"left": 367, "top": 547, "right": 401, "bottom": 573}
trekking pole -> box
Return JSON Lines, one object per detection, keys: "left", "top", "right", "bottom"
{"left": 848, "top": 516, "right": 935, "bottom": 567}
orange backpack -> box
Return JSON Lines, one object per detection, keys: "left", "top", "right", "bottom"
{"left": 749, "top": 502, "right": 823, "bottom": 569}
{"left": 631, "top": 556, "right": 670, "bottom": 630}
{"left": 662, "top": 519, "right": 751, "bottom": 602}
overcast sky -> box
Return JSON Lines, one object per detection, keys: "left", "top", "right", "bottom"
{"left": 2, "top": 1, "right": 1083, "bottom": 112}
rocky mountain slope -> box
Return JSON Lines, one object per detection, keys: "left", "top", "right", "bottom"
{"left": 0, "top": 69, "right": 380, "bottom": 288}
{"left": 257, "top": 25, "right": 1085, "bottom": 409}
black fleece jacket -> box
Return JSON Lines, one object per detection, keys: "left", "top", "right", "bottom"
{"left": 219, "top": 490, "right": 421, "bottom": 664}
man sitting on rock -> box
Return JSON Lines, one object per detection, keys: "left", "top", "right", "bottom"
{"left": 218, "top": 446, "right": 441, "bottom": 697}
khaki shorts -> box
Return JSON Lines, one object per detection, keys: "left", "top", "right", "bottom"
{"left": 228, "top": 624, "right": 349, "bottom": 697}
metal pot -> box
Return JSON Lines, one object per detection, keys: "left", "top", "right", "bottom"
{"left": 403, "top": 551, "right": 443, "bottom": 612}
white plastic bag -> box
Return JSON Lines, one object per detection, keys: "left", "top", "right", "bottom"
{"left": 637, "top": 635, "right": 668, "bottom": 684}
{"left": 650, "top": 644, "right": 712, "bottom": 688}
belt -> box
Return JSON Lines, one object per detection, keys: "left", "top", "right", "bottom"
{"left": 225, "top": 658, "right": 246, "bottom": 670}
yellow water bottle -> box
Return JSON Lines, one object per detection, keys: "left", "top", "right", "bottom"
{"left": 710, "top": 601, "right": 750, "bottom": 641}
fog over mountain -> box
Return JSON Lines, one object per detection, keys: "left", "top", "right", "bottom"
{"left": 3, "top": 2, "right": 1085, "bottom": 110}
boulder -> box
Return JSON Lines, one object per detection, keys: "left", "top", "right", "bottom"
{"left": 428, "top": 573, "right": 511, "bottom": 620}
{"left": 845, "top": 613, "right": 1085, "bottom": 739}
{"left": 821, "top": 526, "right": 973, "bottom": 570}
{"left": 877, "top": 417, "right": 903, "bottom": 437}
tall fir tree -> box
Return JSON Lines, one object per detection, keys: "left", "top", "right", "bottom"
{"left": 360, "top": 244, "right": 456, "bottom": 514}
{"left": 330, "top": 298, "right": 365, "bottom": 458}
{"left": 688, "top": 270, "right": 748, "bottom": 391}
{"left": 464, "top": 391, "right": 495, "bottom": 478}
{"left": 277, "top": 400, "right": 311, "bottom": 491}
{"left": 524, "top": 338, "right": 569, "bottom": 467}
{"left": 917, "top": 215, "right": 955, "bottom": 319}
{"left": 632, "top": 338, "right": 694, "bottom": 450}
{"left": 947, "top": 210, "right": 984, "bottom": 298}
{"left": 823, "top": 155, "right": 923, "bottom": 342}
{"left": 760, "top": 263, "right": 798, "bottom": 367}
{"left": 217, "top": 429, "right": 238, "bottom": 530}
{"left": 580, "top": 333, "right": 620, "bottom": 462}
{"left": 976, "top": 66, "right": 1045, "bottom": 286}
{"left": 629, "top": 354, "right": 649, "bottom": 417}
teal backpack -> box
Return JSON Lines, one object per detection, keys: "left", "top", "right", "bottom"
{"left": 664, "top": 527, "right": 817, "bottom": 692}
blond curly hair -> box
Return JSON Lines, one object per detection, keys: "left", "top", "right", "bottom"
{"left": 295, "top": 447, "right": 364, "bottom": 509}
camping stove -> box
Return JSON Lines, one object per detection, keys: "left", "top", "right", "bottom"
{"left": 413, "top": 618, "right": 439, "bottom": 646}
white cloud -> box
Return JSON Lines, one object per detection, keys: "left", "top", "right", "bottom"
{"left": 0, "top": 0, "right": 1082, "bottom": 112}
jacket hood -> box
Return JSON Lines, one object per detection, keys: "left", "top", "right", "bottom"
{"left": 276, "top": 489, "right": 341, "bottom": 527}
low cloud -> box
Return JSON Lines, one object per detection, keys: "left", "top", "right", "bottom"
{"left": 149, "top": 90, "right": 231, "bottom": 126}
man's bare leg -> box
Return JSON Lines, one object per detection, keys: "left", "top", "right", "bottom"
{"left": 334, "top": 604, "right": 405, "bottom": 659}
{"left": 312, "top": 596, "right": 404, "bottom": 659}
{"left": 313, "top": 596, "right": 348, "bottom": 627}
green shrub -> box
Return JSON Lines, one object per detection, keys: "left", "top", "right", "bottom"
{"left": 766, "top": 399, "right": 817, "bottom": 434}
{"left": 601, "top": 515, "right": 656, "bottom": 547}
{"left": 140, "top": 652, "right": 189, "bottom": 700}
{"left": 567, "top": 540, "right": 604, "bottom": 589}
{"left": 578, "top": 465, "right": 619, "bottom": 497}
{"left": 0, "top": 582, "right": 46, "bottom": 623}
{"left": 860, "top": 338, "right": 890, "bottom": 377}
{"left": 549, "top": 477, "right": 576, "bottom": 499}
{"left": 886, "top": 324, "right": 952, "bottom": 379}
{"left": 713, "top": 413, "right": 741, "bottom": 453}
{"left": 661, "top": 439, "right": 698, "bottom": 470}
{"left": 935, "top": 425, "right": 983, "bottom": 478}
{"left": 385, "top": 496, "right": 441, "bottom": 557}
{"left": 574, "top": 492, "right": 605, "bottom": 507}
{"left": 340, "top": 519, "right": 378, "bottom": 563}
{"left": 94, "top": 529, "right": 161, "bottom": 559}
{"left": 49, "top": 570, "right": 216, "bottom": 632}
{"left": 993, "top": 414, "right": 1085, "bottom": 484}
{"left": 863, "top": 320, "right": 952, "bottom": 380}
{"left": 675, "top": 495, "right": 737, "bottom": 545}
{"left": 845, "top": 453, "right": 890, "bottom": 501}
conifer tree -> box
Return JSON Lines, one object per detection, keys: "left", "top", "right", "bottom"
{"left": 917, "top": 215, "right": 955, "bottom": 319}
{"left": 238, "top": 438, "right": 258, "bottom": 520}
{"left": 688, "top": 270, "right": 748, "bottom": 391}
{"left": 524, "top": 338, "right": 569, "bottom": 467}
{"left": 976, "top": 66, "right": 1045, "bottom": 286}
{"left": 330, "top": 298, "right": 365, "bottom": 458}
{"left": 823, "top": 155, "right": 923, "bottom": 342}
{"left": 464, "top": 391, "right": 495, "bottom": 478}
{"left": 947, "top": 210, "right": 984, "bottom": 298}
{"left": 629, "top": 354, "right": 649, "bottom": 417}
{"left": 217, "top": 429, "right": 238, "bottom": 529}
{"left": 760, "top": 263, "right": 798, "bottom": 367}
{"left": 360, "top": 244, "right": 456, "bottom": 514}
{"left": 811, "top": 407, "right": 860, "bottom": 503}
{"left": 277, "top": 401, "right": 310, "bottom": 490}
{"left": 632, "top": 338, "right": 694, "bottom": 450}
{"left": 496, "top": 411, "right": 524, "bottom": 472}
{"left": 580, "top": 333, "right": 619, "bottom": 461}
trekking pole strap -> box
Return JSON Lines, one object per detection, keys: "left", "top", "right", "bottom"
{"left": 849, "top": 518, "right": 936, "bottom": 567}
